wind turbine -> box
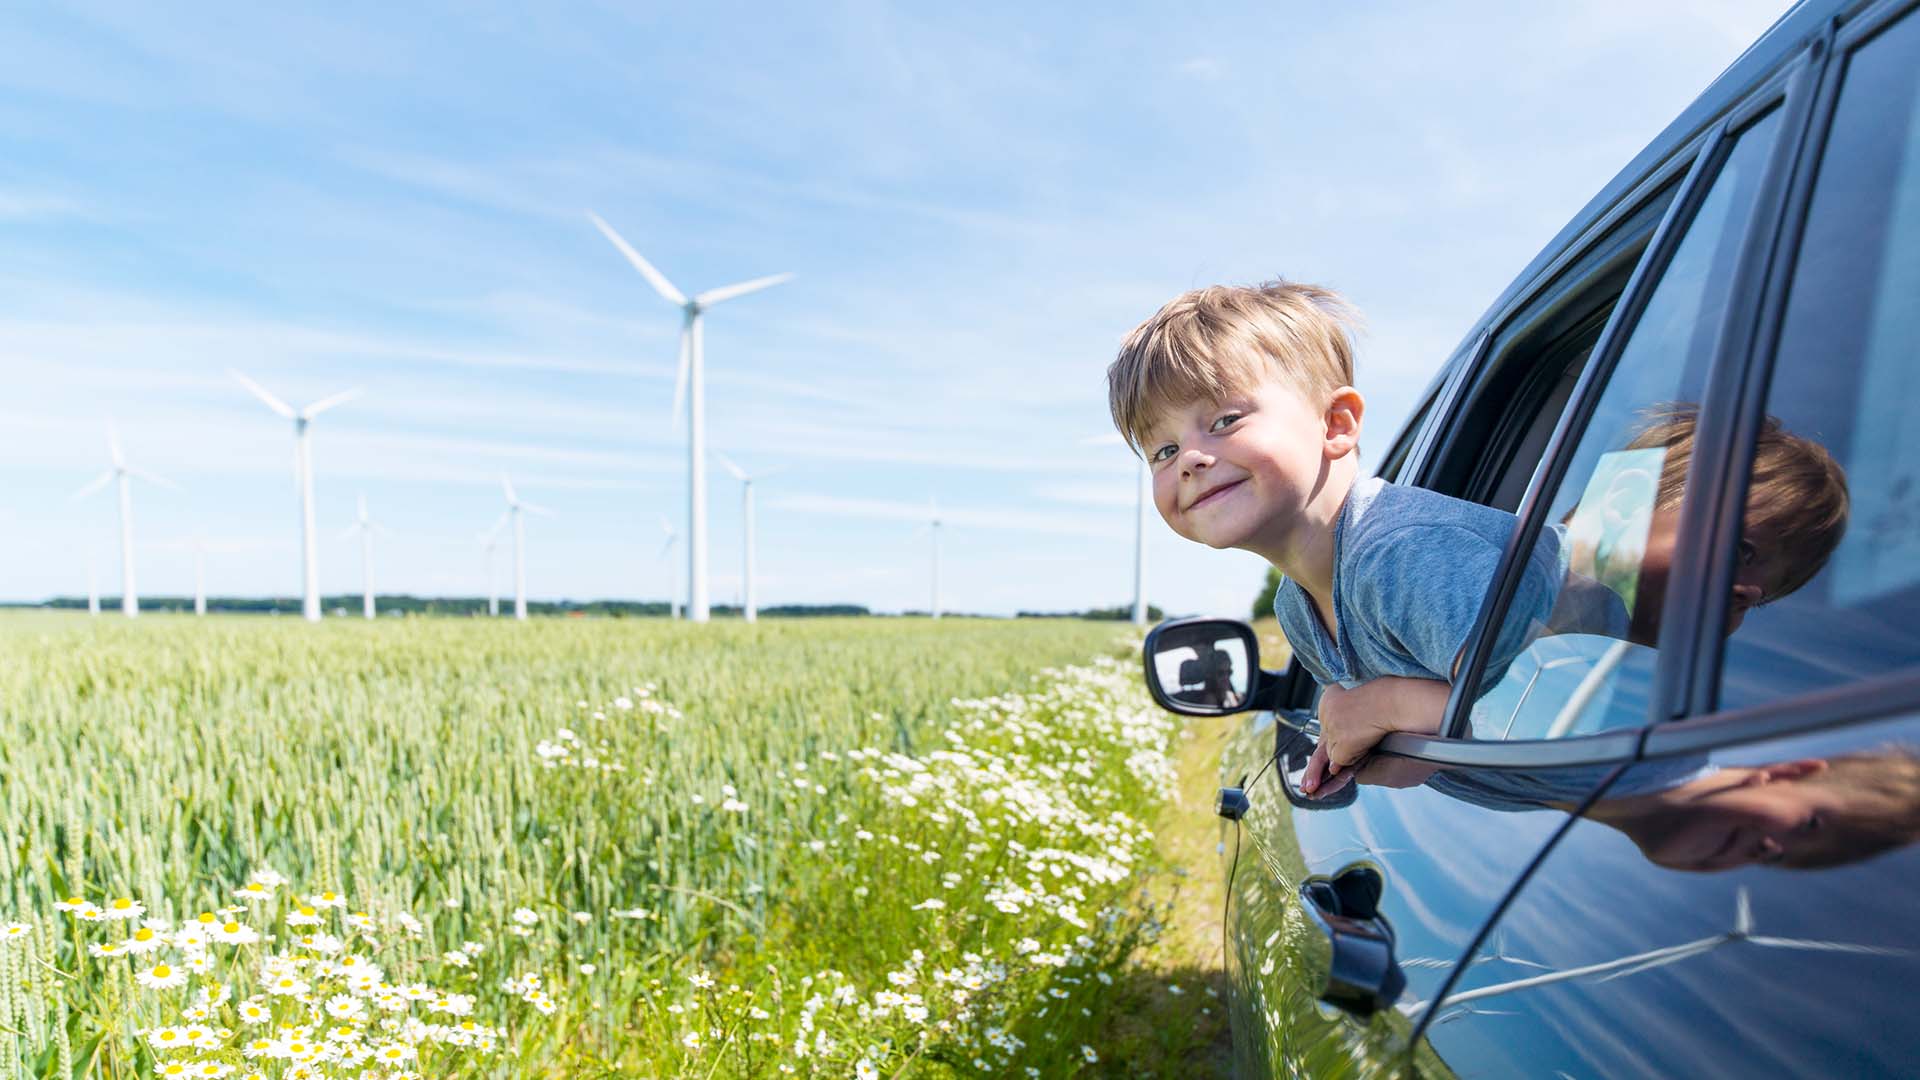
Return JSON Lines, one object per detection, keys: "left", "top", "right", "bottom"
{"left": 715, "top": 453, "right": 785, "bottom": 622}
{"left": 480, "top": 514, "right": 508, "bottom": 617}
{"left": 341, "top": 494, "right": 387, "bottom": 620}
{"left": 85, "top": 553, "right": 100, "bottom": 616}
{"left": 501, "top": 475, "right": 554, "bottom": 621}
{"left": 70, "top": 425, "right": 174, "bottom": 618}
{"left": 588, "top": 211, "right": 793, "bottom": 624}
{"left": 193, "top": 538, "right": 206, "bottom": 616}
{"left": 658, "top": 517, "right": 682, "bottom": 620}
{"left": 228, "top": 370, "right": 363, "bottom": 622}
{"left": 1083, "top": 432, "right": 1151, "bottom": 626}
{"left": 921, "top": 497, "right": 943, "bottom": 620}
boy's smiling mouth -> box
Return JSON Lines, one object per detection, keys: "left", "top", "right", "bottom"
{"left": 1185, "top": 478, "right": 1246, "bottom": 511}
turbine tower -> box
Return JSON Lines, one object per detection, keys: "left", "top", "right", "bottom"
{"left": 480, "top": 515, "right": 508, "bottom": 617}
{"left": 715, "top": 453, "right": 785, "bottom": 622}
{"left": 1132, "top": 457, "right": 1149, "bottom": 626}
{"left": 501, "top": 475, "right": 553, "bottom": 621}
{"left": 69, "top": 425, "right": 173, "bottom": 618}
{"left": 229, "top": 370, "right": 363, "bottom": 622}
{"left": 194, "top": 538, "right": 206, "bottom": 617}
{"left": 588, "top": 212, "right": 793, "bottom": 623}
{"left": 659, "top": 517, "right": 682, "bottom": 620}
{"left": 922, "top": 497, "right": 942, "bottom": 621}
{"left": 342, "top": 494, "right": 386, "bottom": 620}
{"left": 1081, "top": 432, "right": 1151, "bottom": 627}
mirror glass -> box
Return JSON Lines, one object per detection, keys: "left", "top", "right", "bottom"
{"left": 1150, "top": 626, "right": 1252, "bottom": 710}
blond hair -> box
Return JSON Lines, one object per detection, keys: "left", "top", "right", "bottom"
{"left": 1107, "top": 280, "right": 1361, "bottom": 456}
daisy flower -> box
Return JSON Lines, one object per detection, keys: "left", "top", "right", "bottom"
{"left": 147, "top": 1027, "right": 189, "bottom": 1052}
{"left": 231, "top": 881, "right": 275, "bottom": 903}
{"left": 510, "top": 907, "right": 539, "bottom": 926}
{"left": 306, "top": 891, "right": 347, "bottom": 910}
{"left": 125, "top": 926, "right": 165, "bottom": 955}
{"left": 135, "top": 962, "right": 188, "bottom": 990}
{"left": 212, "top": 921, "right": 260, "bottom": 946}
{"left": 1, "top": 922, "right": 31, "bottom": 944}
{"left": 100, "top": 897, "right": 145, "bottom": 921}
{"left": 87, "top": 941, "right": 126, "bottom": 958}
{"left": 285, "top": 906, "right": 324, "bottom": 928}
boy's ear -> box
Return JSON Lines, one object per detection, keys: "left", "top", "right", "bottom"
{"left": 1323, "top": 387, "right": 1365, "bottom": 458}
{"left": 1751, "top": 758, "right": 1829, "bottom": 785}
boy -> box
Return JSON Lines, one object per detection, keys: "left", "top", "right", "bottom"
{"left": 1108, "top": 280, "right": 1849, "bottom": 798}
{"left": 1107, "top": 279, "right": 1570, "bottom": 793}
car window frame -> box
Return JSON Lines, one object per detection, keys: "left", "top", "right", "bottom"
{"left": 1375, "top": 51, "right": 1820, "bottom": 766}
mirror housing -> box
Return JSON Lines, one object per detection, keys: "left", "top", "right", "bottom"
{"left": 1142, "top": 617, "right": 1288, "bottom": 715}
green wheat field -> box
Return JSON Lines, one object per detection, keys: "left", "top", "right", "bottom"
{"left": 0, "top": 613, "right": 1202, "bottom": 1079}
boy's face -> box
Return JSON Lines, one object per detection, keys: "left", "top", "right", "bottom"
{"left": 1632, "top": 760, "right": 1844, "bottom": 871}
{"left": 1143, "top": 374, "right": 1355, "bottom": 553}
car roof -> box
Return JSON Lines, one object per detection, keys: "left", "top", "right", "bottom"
{"left": 1463, "top": 0, "right": 1838, "bottom": 342}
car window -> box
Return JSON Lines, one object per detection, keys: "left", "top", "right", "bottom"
{"left": 1461, "top": 108, "right": 1784, "bottom": 741}
{"left": 1718, "top": 9, "right": 1920, "bottom": 710}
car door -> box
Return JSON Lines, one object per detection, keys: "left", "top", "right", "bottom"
{"left": 1222, "top": 35, "right": 1811, "bottom": 1077}
{"left": 1426, "top": 5, "right": 1920, "bottom": 1074}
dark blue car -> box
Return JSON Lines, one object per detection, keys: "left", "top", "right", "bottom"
{"left": 1144, "top": 0, "right": 1920, "bottom": 1073}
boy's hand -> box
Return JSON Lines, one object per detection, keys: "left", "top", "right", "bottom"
{"left": 1299, "top": 677, "right": 1451, "bottom": 798}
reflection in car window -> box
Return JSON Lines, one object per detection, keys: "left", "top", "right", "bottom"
{"left": 1720, "top": 11, "right": 1920, "bottom": 710}
{"left": 1463, "top": 110, "right": 1783, "bottom": 741}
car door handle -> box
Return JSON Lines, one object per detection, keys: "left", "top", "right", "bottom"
{"left": 1298, "top": 865, "right": 1406, "bottom": 1017}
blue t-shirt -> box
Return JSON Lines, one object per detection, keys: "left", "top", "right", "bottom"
{"left": 1273, "top": 476, "right": 1614, "bottom": 690}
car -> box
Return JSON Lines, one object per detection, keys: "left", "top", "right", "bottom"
{"left": 1141, "top": 0, "right": 1920, "bottom": 1074}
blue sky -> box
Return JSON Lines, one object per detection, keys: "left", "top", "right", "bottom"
{"left": 1, "top": 1, "right": 1790, "bottom": 616}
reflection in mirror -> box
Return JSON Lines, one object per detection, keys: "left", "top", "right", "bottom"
{"left": 1150, "top": 629, "right": 1250, "bottom": 710}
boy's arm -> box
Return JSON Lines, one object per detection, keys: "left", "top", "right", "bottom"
{"left": 1299, "top": 676, "right": 1452, "bottom": 797}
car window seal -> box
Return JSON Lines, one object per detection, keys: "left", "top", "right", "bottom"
{"left": 1644, "top": 668, "right": 1920, "bottom": 759}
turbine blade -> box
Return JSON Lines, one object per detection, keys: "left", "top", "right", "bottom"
{"left": 228, "top": 369, "right": 297, "bottom": 419}
{"left": 481, "top": 512, "right": 510, "bottom": 544}
{"left": 658, "top": 535, "right": 676, "bottom": 558}
{"left": 501, "top": 474, "right": 518, "bottom": 506}
{"left": 694, "top": 272, "right": 794, "bottom": 307}
{"left": 586, "top": 212, "right": 687, "bottom": 306}
{"left": 670, "top": 325, "right": 690, "bottom": 433}
{"left": 340, "top": 522, "right": 361, "bottom": 541}
{"left": 107, "top": 423, "right": 125, "bottom": 467}
{"left": 714, "top": 451, "right": 747, "bottom": 481}
{"left": 125, "top": 467, "right": 180, "bottom": 491}
{"left": 69, "top": 471, "right": 114, "bottom": 501}
{"left": 659, "top": 515, "right": 676, "bottom": 536}
{"left": 301, "top": 387, "right": 364, "bottom": 420}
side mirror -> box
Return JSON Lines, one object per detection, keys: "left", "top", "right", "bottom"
{"left": 1142, "top": 617, "right": 1284, "bottom": 715}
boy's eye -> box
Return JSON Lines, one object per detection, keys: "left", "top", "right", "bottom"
{"left": 1149, "top": 444, "right": 1177, "bottom": 464}
{"left": 1210, "top": 414, "right": 1242, "bottom": 433}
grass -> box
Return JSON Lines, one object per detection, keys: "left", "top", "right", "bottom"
{"left": 0, "top": 612, "right": 1225, "bottom": 1078}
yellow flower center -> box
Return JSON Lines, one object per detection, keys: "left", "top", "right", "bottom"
{"left": 112, "top": 898, "right": 133, "bottom": 910}
{"left": 299, "top": 906, "right": 315, "bottom": 916}
{"left": 134, "top": 928, "right": 154, "bottom": 941}
{"left": 197, "top": 912, "right": 217, "bottom": 924}
{"left": 64, "top": 896, "right": 82, "bottom": 905}
{"left": 152, "top": 965, "right": 171, "bottom": 978}
{"left": 223, "top": 922, "right": 241, "bottom": 933}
